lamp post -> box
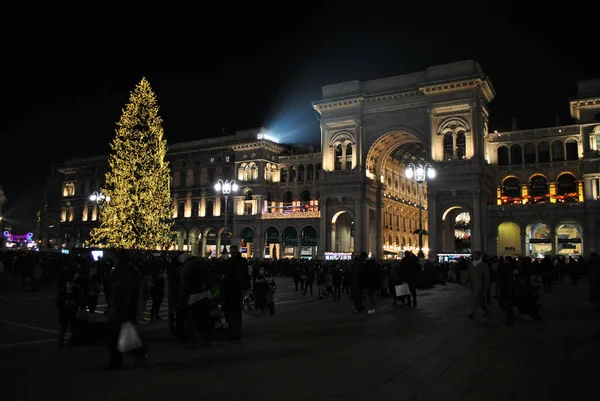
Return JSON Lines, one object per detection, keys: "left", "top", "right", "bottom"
{"left": 405, "top": 162, "right": 435, "bottom": 259}
{"left": 89, "top": 191, "right": 110, "bottom": 204}
{"left": 214, "top": 179, "right": 238, "bottom": 253}
{"left": 89, "top": 191, "right": 110, "bottom": 221}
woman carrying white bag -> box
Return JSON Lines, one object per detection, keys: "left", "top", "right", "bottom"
{"left": 104, "top": 250, "right": 148, "bottom": 371}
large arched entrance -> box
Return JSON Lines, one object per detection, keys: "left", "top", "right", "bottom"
{"left": 264, "top": 226, "right": 280, "bottom": 259}
{"left": 239, "top": 227, "right": 255, "bottom": 258}
{"left": 282, "top": 226, "right": 298, "bottom": 259}
{"left": 525, "top": 223, "right": 552, "bottom": 258}
{"left": 313, "top": 62, "right": 494, "bottom": 260}
{"left": 497, "top": 222, "right": 521, "bottom": 257}
{"left": 332, "top": 211, "right": 354, "bottom": 253}
{"left": 441, "top": 206, "right": 472, "bottom": 254}
{"left": 556, "top": 223, "right": 583, "bottom": 256}
{"left": 204, "top": 228, "right": 218, "bottom": 257}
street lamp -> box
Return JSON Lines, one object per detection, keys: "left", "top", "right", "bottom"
{"left": 89, "top": 191, "right": 110, "bottom": 203}
{"left": 214, "top": 179, "right": 238, "bottom": 253}
{"left": 405, "top": 162, "right": 435, "bottom": 259}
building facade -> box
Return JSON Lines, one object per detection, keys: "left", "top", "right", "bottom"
{"left": 44, "top": 60, "right": 600, "bottom": 259}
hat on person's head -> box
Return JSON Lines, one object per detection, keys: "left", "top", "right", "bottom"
{"left": 178, "top": 252, "right": 191, "bottom": 264}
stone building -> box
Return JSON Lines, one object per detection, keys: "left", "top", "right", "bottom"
{"left": 44, "top": 60, "right": 600, "bottom": 259}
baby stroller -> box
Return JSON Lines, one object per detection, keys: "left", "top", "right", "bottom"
{"left": 242, "top": 290, "right": 255, "bottom": 312}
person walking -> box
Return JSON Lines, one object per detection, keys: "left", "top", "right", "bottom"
{"left": 150, "top": 269, "right": 165, "bottom": 321}
{"left": 221, "top": 245, "right": 249, "bottom": 341}
{"left": 465, "top": 251, "right": 491, "bottom": 319}
{"left": 104, "top": 250, "right": 147, "bottom": 371}
{"left": 352, "top": 252, "right": 368, "bottom": 312}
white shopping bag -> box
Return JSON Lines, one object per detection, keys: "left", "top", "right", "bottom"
{"left": 394, "top": 283, "right": 410, "bottom": 297}
{"left": 117, "top": 321, "right": 142, "bottom": 353}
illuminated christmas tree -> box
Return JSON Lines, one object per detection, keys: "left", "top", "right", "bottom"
{"left": 87, "top": 77, "right": 175, "bottom": 250}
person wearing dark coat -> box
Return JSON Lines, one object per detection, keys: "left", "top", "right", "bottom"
{"left": 150, "top": 269, "right": 165, "bottom": 321}
{"left": 103, "top": 250, "right": 146, "bottom": 370}
{"left": 56, "top": 281, "right": 82, "bottom": 349}
{"left": 179, "top": 254, "right": 214, "bottom": 347}
{"left": 221, "top": 245, "right": 249, "bottom": 341}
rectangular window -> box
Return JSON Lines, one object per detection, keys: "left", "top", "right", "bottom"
{"left": 225, "top": 156, "right": 230, "bottom": 162}
{"left": 210, "top": 157, "right": 215, "bottom": 164}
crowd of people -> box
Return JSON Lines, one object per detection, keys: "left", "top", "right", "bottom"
{"left": 1, "top": 247, "right": 599, "bottom": 367}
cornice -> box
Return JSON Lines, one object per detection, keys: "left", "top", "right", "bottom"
{"left": 365, "top": 90, "right": 422, "bottom": 104}
{"left": 231, "top": 141, "right": 287, "bottom": 153}
{"left": 430, "top": 103, "right": 471, "bottom": 117}
{"left": 569, "top": 97, "right": 600, "bottom": 120}
{"left": 419, "top": 78, "right": 495, "bottom": 103}
{"left": 363, "top": 101, "right": 427, "bottom": 115}
{"left": 312, "top": 96, "right": 365, "bottom": 114}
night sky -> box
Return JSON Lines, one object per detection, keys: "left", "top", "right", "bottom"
{"left": 1, "top": 1, "right": 598, "bottom": 233}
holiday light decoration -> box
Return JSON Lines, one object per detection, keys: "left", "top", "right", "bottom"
{"left": 86, "top": 77, "right": 175, "bottom": 250}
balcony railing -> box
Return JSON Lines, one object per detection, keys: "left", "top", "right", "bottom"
{"left": 262, "top": 210, "right": 321, "bottom": 219}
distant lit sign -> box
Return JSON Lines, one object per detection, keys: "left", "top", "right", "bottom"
{"left": 2, "top": 232, "right": 34, "bottom": 243}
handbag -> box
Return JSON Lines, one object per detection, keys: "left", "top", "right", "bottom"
{"left": 117, "top": 321, "right": 142, "bottom": 353}
{"left": 394, "top": 283, "right": 410, "bottom": 297}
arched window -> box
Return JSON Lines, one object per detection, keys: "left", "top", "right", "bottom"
{"left": 551, "top": 140, "right": 564, "bottom": 162}
{"left": 529, "top": 175, "right": 549, "bottom": 202}
{"left": 306, "top": 164, "right": 314, "bottom": 181}
{"left": 510, "top": 144, "right": 522, "bottom": 165}
{"left": 298, "top": 165, "right": 305, "bottom": 181}
{"left": 557, "top": 173, "right": 577, "bottom": 196}
{"left": 456, "top": 131, "right": 466, "bottom": 159}
{"left": 345, "top": 143, "right": 353, "bottom": 169}
{"left": 300, "top": 190, "right": 311, "bottom": 203}
{"left": 251, "top": 164, "right": 258, "bottom": 180}
{"left": 566, "top": 140, "right": 579, "bottom": 161}
{"left": 315, "top": 163, "right": 321, "bottom": 180}
{"left": 443, "top": 133, "right": 454, "bottom": 160}
{"left": 177, "top": 202, "right": 185, "bottom": 218}
{"left": 290, "top": 166, "right": 297, "bottom": 182}
{"left": 524, "top": 143, "right": 536, "bottom": 164}
{"left": 264, "top": 163, "right": 271, "bottom": 180}
{"left": 238, "top": 163, "right": 248, "bottom": 181}
{"left": 335, "top": 144, "right": 343, "bottom": 170}
{"left": 280, "top": 167, "right": 288, "bottom": 183}
{"left": 538, "top": 142, "right": 550, "bottom": 163}
{"left": 502, "top": 177, "right": 521, "bottom": 198}
{"left": 245, "top": 190, "right": 253, "bottom": 201}
{"left": 497, "top": 146, "right": 509, "bottom": 166}
{"left": 283, "top": 191, "right": 293, "bottom": 204}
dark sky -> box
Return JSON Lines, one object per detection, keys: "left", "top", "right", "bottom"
{"left": 1, "top": 1, "right": 598, "bottom": 232}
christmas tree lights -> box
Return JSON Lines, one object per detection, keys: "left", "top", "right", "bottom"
{"left": 87, "top": 77, "right": 175, "bottom": 250}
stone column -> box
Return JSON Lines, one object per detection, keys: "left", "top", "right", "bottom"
{"left": 376, "top": 185, "right": 383, "bottom": 260}
{"left": 318, "top": 199, "right": 327, "bottom": 258}
{"left": 200, "top": 190, "right": 207, "bottom": 217}
{"left": 520, "top": 224, "right": 527, "bottom": 257}
{"left": 427, "top": 193, "right": 438, "bottom": 258}
{"left": 354, "top": 196, "right": 364, "bottom": 255}
{"left": 471, "top": 189, "right": 482, "bottom": 252}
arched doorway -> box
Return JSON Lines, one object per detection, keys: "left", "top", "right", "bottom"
{"left": 239, "top": 227, "right": 255, "bottom": 258}
{"left": 497, "top": 222, "right": 521, "bottom": 257}
{"left": 264, "top": 226, "right": 280, "bottom": 259}
{"left": 300, "top": 226, "right": 318, "bottom": 259}
{"left": 204, "top": 228, "right": 218, "bottom": 258}
{"left": 556, "top": 223, "right": 583, "bottom": 256}
{"left": 282, "top": 226, "right": 298, "bottom": 259}
{"left": 332, "top": 211, "right": 354, "bottom": 253}
{"left": 441, "top": 206, "right": 471, "bottom": 254}
{"left": 525, "top": 223, "right": 552, "bottom": 258}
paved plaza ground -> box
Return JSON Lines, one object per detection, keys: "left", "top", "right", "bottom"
{"left": 1, "top": 276, "right": 599, "bottom": 401}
